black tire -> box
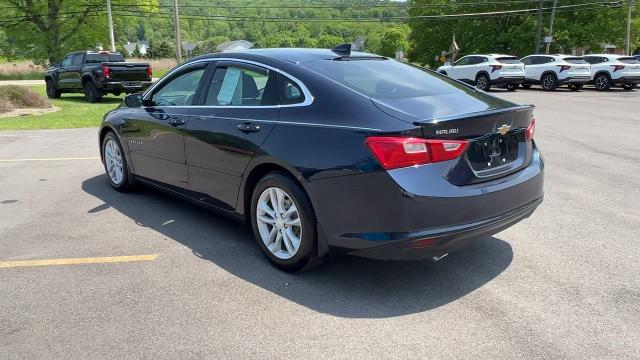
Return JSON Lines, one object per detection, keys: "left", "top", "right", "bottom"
{"left": 506, "top": 84, "right": 517, "bottom": 91}
{"left": 112, "top": 91, "right": 122, "bottom": 96}
{"left": 541, "top": 73, "right": 557, "bottom": 91}
{"left": 521, "top": 84, "right": 532, "bottom": 89}
{"left": 101, "top": 131, "right": 134, "bottom": 192}
{"left": 475, "top": 73, "right": 491, "bottom": 91}
{"left": 45, "top": 79, "right": 61, "bottom": 99}
{"left": 568, "top": 84, "right": 583, "bottom": 91}
{"left": 84, "top": 81, "right": 103, "bottom": 103}
{"left": 623, "top": 83, "right": 636, "bottom": 91}
{"left": 250, "top": 173, "right": 318, "bottom": 272}
{"left": 594, "top": 73, "right": 611, "bottom": 91}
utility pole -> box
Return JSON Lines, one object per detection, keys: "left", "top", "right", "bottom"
{"left": 535, "top": 0, "right": 544, "bottom": 54}
{"left": 173, "top": 0, "right": 182, "bottom": 62}
{"left": 545, "top": 0, "right": 559, "bottom": 54}
{"left": 106, "top": 0, "right": 116, "bottom": 52}
{"left": 626, "top": 0, "right": 633, "bottom": 55}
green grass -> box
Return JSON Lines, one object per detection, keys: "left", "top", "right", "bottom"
{"left": 0, "top": 72, "right": 44, "bottom": 81}
{"left": 0, "top": 85, "right": 123, "bottom": 130}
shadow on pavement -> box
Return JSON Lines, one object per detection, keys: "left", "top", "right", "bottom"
{"left": 58, "top": 95, "right": 123, "bottom": 104}
{"left": 82, "top": 175, "right": 513, "bottom": 318}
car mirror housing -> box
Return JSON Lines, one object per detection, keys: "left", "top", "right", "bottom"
{"left": 124, "top": 93, "right": 143, "bottom": 108}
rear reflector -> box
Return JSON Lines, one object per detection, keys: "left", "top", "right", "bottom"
{"left": 525, "top": 118, "right": 536, "bottom": 141}
{"left": 410, "top": 238, "right": 438, "bottom": 249}
{"left": 365, "top": 136, "right": 469, "bottom": 170}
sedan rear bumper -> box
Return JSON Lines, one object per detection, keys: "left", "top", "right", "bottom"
{"left": 309, "top": 146, "right": 544, "bottom": 260}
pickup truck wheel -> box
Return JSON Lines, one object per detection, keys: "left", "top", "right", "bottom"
{"left": 45, "top": 79, "right": 61, "bottom": 99}
{"left": 84, "top": 82, "right": 103, "bottom": 103}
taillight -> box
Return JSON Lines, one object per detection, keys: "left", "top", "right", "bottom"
{"left": 525, "top": 118, "right": 536, "bottom": 141}
{"left": 491, "top": 65, "right": 503, "bottom": 72}
{"left": 102, "top": 65, "right": 110, "bottom": 78}
{"left": 365, "top": 136, "right": 469, "bottom": 170}
{"left": 147, "top": 66, "right": 153, "bottom": 78}
{"left": 558, "top": 65, "right": 571, "bottom": 72}
{"left": 613, "top": 64, "right": 625, "bottom": 72}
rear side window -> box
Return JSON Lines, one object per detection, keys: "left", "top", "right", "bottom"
{"left": 618, "top": 57, "right": 640, "bottom": 64}
{"left": 85, "top": 53, "right": 125, "bottom": 63}
{"left": 496, "top": 57, "right": 521, "bottom": 64}
{"left": 563, "top": 57, "right": 588, "bottom": 64}
{"left": 303, "top": 58, "right": 473, "bottom": 99}
{"left": 583, "top": 57, "right": 601, "bottom": 64}
{"left": 204, "top": 65, "right": 276, "bottom": 106}
{"left": 279, "top": 76, "right": 305, "bottom": 105}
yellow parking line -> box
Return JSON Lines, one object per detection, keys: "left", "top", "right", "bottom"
{"left": 0, "top": 254, "right": 158, "bottom": 268}
{"left": 0, "top": 157, "right": 99, "bottom": 162}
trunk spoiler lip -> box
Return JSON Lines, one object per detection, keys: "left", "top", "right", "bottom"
{"left": 412, "top": 104, "right": 535, "bottom": 126}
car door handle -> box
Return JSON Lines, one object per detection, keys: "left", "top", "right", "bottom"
{"left": 168, "top": 117, "right": 186, "bottom": 127}
{"left": 237, "top": 122, "right": 260, "bottom": 132}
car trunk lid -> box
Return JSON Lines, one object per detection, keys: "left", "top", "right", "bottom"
{"left": 372, "top": 95, "right": 535, "bottom": 185}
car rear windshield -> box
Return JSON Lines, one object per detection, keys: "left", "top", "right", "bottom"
{"left": 563, "top": 57, "right": 588, "bottom": 64}
{"left": 302, "top": 58, "right": 469, "bottom": 99}
{"left": 496, "top": 57, "right": 521, "bottom": 64}
{"left": 618, "top": 57, "right": 640, "bottom": 64}
{"left": 85, "top": 53, "right": 125, "bottom": 63}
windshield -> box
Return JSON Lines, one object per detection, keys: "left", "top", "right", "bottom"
{"left": 302, "top": 58, "right": 468, "bottom": 99}
{"left": 563, "top": 57, "right": 588, "bottom": 64}
{"left": 496, "top": 57, "right": 521, "bottom": 64}
{"left": 618, "top": 57, "right": 640, "bottom": 64}
{"left": 85, "top": 53, "right": 125, "bottom": 63}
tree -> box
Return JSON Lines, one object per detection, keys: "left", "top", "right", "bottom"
{"left": 132, "top": 44, "right": 143, "bottom": 59}
{"left": 0, "top": 0, "right": 157, "bottom": 64}
{"left": 379, "top": 27, "right": 409, "bottom": 58}
{"left": 316, "top": 34, "right": 344, "bottom": 49}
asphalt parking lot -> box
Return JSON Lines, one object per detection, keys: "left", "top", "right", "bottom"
{"left": 1, "top": 87, "right": 639, "bottom": 359}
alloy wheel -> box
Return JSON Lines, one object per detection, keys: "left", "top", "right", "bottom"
{"left": 595, "top": 76, "right": 609, "bottom": 90}
{"left": 542, "top": 75, "right": 555, "bottom": 90}
{"left": 256, "top": 187, "right": 302, "bottom": 260}
{"left": 104, "top": 139, "right": 124, "bottom": 185}
{"left": 476, "top": 76, "right": 488, "bottom": 90}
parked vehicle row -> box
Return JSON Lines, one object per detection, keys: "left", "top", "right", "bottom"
{"left": 45, "top": 51, "right": 153, "bottom": 103}
{"left": 437, "top": 53, "right": 640, "bottom": 92}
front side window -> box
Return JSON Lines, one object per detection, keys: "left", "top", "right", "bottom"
{"left": 151, "top": 67, "right": 205, "bottom": 106}
{"left": 520, "top": 57, "right": 533, "bottom": 65}
{"left": 204, "top": 65, "right": 275, "bottom": 106}
{"left": 454, "top": 57, "right": 470, "bottom": 66}
{"left": 61, "top": 55, "right": 73, "bottom": 67}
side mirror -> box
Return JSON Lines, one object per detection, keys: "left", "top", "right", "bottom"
{"left": 124, "top": 93, "right": 143, "bottom": 108}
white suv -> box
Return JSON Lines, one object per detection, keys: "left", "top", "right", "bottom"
{"left": 520, "top": 54, "right": 591, "bottom": 91}
{"left": 437, "top": 54, "right": 525, "bottom": 91}
{"left": 582, "top": 54, "right": 640, "bottom": 91}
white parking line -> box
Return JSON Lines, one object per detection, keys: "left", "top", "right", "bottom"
{"left": 0, "top": 157, "right": 100, "bottom": 162}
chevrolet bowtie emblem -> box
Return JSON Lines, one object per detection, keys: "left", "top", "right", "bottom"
{"left": 497, "top": 124, "right": 511, "bottom": 136}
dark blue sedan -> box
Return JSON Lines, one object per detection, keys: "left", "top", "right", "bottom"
{"left": 98, "top": 46, "right": 544, "bottom": 272}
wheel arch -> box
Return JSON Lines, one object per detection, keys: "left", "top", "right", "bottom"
{"left": 593, "top": 70, "right": 611, "bottom": 80}
{"left": 81, "top": 74, "right": 96, "bottom": 87}
{"left": 239, "top": 159, "right": 330, "bottom": 258}
{"left": 540, "top": 70, "right": 558, "bottom": 82}
{"left": 475, "top": 70, "right": 490, "bottom": 81}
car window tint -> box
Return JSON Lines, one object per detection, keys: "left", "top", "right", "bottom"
{"left": 304, "top": 58, "right": 473, "bottom": 99}
{"left": 583, "top": 57, "right": 600, "bottom": 64}
{"left": 563, "top": 57, "right": 588, "bottom": 64}
{"left": 72, "top": 54, "right": 84, "bottom": 65}
{"left": 279, "top": 76, "right": 305, "bottom": 105}
{"left": 61, "top": 56, "right": 73, "bottom": 67}
{"left": 618, "top": 57, "right": 640, "bottom": 64}
{"left": 454, "top": 57, "right": 470, "bottom": 66}
{"left": 496, "top": 57, "right": 520, "bottom": 64}
{"left": 204, "top": 65, "right": 271, "bottom": 106}
{"left": 151, "top": 67, "right": 205, "bottom": 106}
{"left": 85, "top": 53, "right": 125, "bottom": 63}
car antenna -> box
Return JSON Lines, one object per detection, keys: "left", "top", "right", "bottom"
{"left": 331, "top": 43, "right": 351, "bottom": 56}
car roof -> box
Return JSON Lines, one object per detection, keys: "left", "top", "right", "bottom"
{"left": 583, "top": 54, "right": 621, "bottom": 58}
{"left": 192, "top": 48, "right": 381, "bottom": 64}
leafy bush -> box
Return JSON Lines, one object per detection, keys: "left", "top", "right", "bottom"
{"left": 0, "top": 85, "right": 51, "bottom": 111}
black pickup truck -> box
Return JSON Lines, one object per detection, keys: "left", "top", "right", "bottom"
{"left": 45, "top": 51, "right": 153, "bottom": 103}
